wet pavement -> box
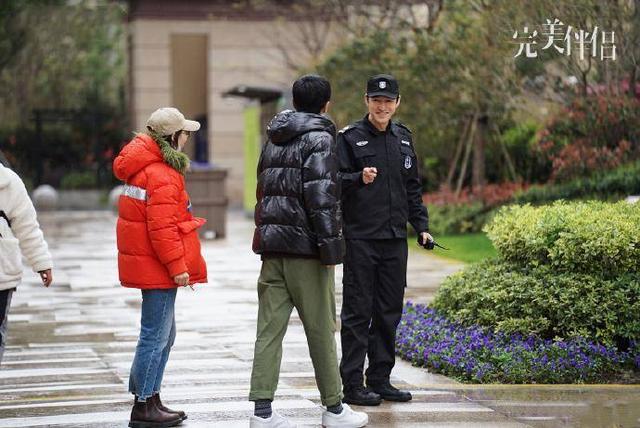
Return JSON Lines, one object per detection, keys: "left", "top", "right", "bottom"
{"left": 1, "top": 211, "right": 639, "bottom": 427}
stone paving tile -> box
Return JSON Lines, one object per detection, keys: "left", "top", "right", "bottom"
{"left": 1, "top": 211, "right": 638, "bottom": 427}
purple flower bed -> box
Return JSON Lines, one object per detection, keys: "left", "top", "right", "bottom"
{"left": 396, "top": 302, "right": 640, "bottom": 383}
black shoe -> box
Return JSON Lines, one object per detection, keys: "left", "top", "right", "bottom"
{"left": 367, "top": 382, "right": 412, "bottom": 402}
{"left": 342, "top": 385, "right": 382, "bottom": 406}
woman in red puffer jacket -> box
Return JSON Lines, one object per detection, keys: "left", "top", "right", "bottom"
{"left": 113, "top": 107, "right": 207, "bottom": 428}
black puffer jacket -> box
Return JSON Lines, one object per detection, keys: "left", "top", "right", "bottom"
{"left": 252, "top": 110, "right": 344, "bottom": 265}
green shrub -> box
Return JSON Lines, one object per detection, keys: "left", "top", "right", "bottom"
{"left": 483, "top": 201, "right": 640, "bottom": 277}
{"left": 427, "top": 203, "right": 496, "bottom": 235}
{"left": 433, "top": 199, "right": 640, "bottom": 345}
{"left": 432, "top": 259, "right": 640, "bottom": 344}
{"left": 499, "top": 121, "right": 550, "bottom": 183}
{"left": 514, "top": 161, "right": 640, "bottom": 204}
{"left": 60, "top": 171, "right": 97, "bottom": 190}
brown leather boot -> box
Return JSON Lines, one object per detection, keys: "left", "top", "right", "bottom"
{"left": 153, "top": 393, "right": 187, "bottom": 421}
{"left": 129, "top": 396, "right": 183, "bottom": 428}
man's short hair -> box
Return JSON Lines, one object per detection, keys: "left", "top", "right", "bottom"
{"left": 292, "top": 74, "right": 331, "bottom": 114}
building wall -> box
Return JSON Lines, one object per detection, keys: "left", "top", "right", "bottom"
{"left": 170, "top": 33, "right": 208, "bottom": 152}
{"left": 129, "top": 18, "right": 331, "bottom": 206}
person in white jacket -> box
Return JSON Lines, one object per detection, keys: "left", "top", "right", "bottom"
{"left": 0, "top": 162, "right": 53, "bottom": 363}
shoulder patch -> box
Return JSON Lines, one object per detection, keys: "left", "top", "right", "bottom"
{"left": 395, "top": 121, "right": 412, "bottom": 134}
{"left": 338, "top": 124, "right": 356, "bottom": 134}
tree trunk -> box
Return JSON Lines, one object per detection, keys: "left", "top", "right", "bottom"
{"left": 630, "top": 66, "right": 638, "bottom": 98}
{"left": 472, "top": 116, "right": 487, "bottom": 191}
{"left": 493, "top": 122, "right": 518, "bottom": 183}
{"left": 446, "top": 116, "right": 471, "bottom": 190}
{"left": 455, "top": 112, "right": 478, "bottom": 197}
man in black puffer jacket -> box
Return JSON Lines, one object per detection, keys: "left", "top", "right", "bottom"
{"left": 252, "top": 107, "right": 343, "bottom": 264}
{"left": 249, "top": 75, "right": 368, "bottom": 428}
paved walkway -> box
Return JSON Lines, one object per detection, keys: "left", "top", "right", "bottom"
{"left": 0, "top": 211, "right": 638, "bottom": 427}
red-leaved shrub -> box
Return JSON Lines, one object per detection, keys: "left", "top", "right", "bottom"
{"left": 423, "top": 182, "right": 528, "bottom": 207}
{"left": 537, "top": 95, "right": 640, "bottom": 182}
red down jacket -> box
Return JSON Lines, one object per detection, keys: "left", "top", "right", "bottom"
{"left": 113, "top": 133, "right": 207, "bottom": 289}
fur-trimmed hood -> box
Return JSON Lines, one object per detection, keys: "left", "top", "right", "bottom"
{"left": 113, "top": 132, "right": 190, "bottom": 181}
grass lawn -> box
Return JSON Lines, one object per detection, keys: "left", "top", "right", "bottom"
{"left": 411, "top": 233, "right": 496, "bottom": 264}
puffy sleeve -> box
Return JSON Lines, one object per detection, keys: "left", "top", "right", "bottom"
{"left": 302, "top": 132, "right": 344, "bottom": 265}
{"left": 145, "top": 182, "right": 187, "bottom": 277}
{"left": 7, "top": 172, "right": 52, "bottom": 272}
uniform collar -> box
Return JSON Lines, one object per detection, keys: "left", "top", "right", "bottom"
{"left": 362, "top": 114, "right": 398, "bottom": 136}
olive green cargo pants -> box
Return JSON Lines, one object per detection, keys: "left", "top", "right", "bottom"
{"left": 249, "top": 257, "right": 343, "bottom": 406}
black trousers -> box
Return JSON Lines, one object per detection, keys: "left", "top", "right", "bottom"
{"left": 339, "top": 239, "right": 407, "bottom": 389}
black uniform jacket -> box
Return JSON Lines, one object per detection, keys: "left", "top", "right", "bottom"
{"left": 337, "top": 115, "right": 429, "bottom": 240}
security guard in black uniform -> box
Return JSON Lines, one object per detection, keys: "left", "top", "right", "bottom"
{"left": 338, "top": 74, "right": 432, "bottom": 406}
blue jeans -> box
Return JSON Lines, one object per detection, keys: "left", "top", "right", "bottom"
{"left": 129, "top": 288, "right": 177, "bottom": 401}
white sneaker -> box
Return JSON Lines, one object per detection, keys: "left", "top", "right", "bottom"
{"left": 250, "top": 411, "right": 297, "bottom": 428}
{"left": 322, "top": 403, "right": 368, "bottom": 427}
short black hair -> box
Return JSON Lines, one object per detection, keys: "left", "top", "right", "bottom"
{"left": 292, "top": 74, "right": 331, "bottom": 114}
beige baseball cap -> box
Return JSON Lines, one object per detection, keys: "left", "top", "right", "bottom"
{"left": 146, "top": 107, "right": 201, "bottom": 136}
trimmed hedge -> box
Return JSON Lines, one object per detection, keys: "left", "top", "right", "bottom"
{"left": 483, "top": 201, "right": 640, "bottom": 277}
{"left": 432, "top": 200, "right": 640, "bottom": 346}
{"left": 60, "top": 171, "right": 98, "bottom": 190}
{"left": 514, "top": 161, "right": 640, "bottom": 205}
{"left": 432, "top": 260, "right": 640, "bottom": 344}
{"left": 427, "top": 203, "right": 494, "bottom": 235}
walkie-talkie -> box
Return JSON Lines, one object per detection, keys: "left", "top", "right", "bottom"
{"left": 419, "top": 237, "right": 449, "bottom": 251}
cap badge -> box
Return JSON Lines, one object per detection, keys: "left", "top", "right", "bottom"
{"left": 379, "top": 81, "right": 387, "bottom": 89}
{"left": 356, "top": 140, "right": 369, "bottom": 147}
